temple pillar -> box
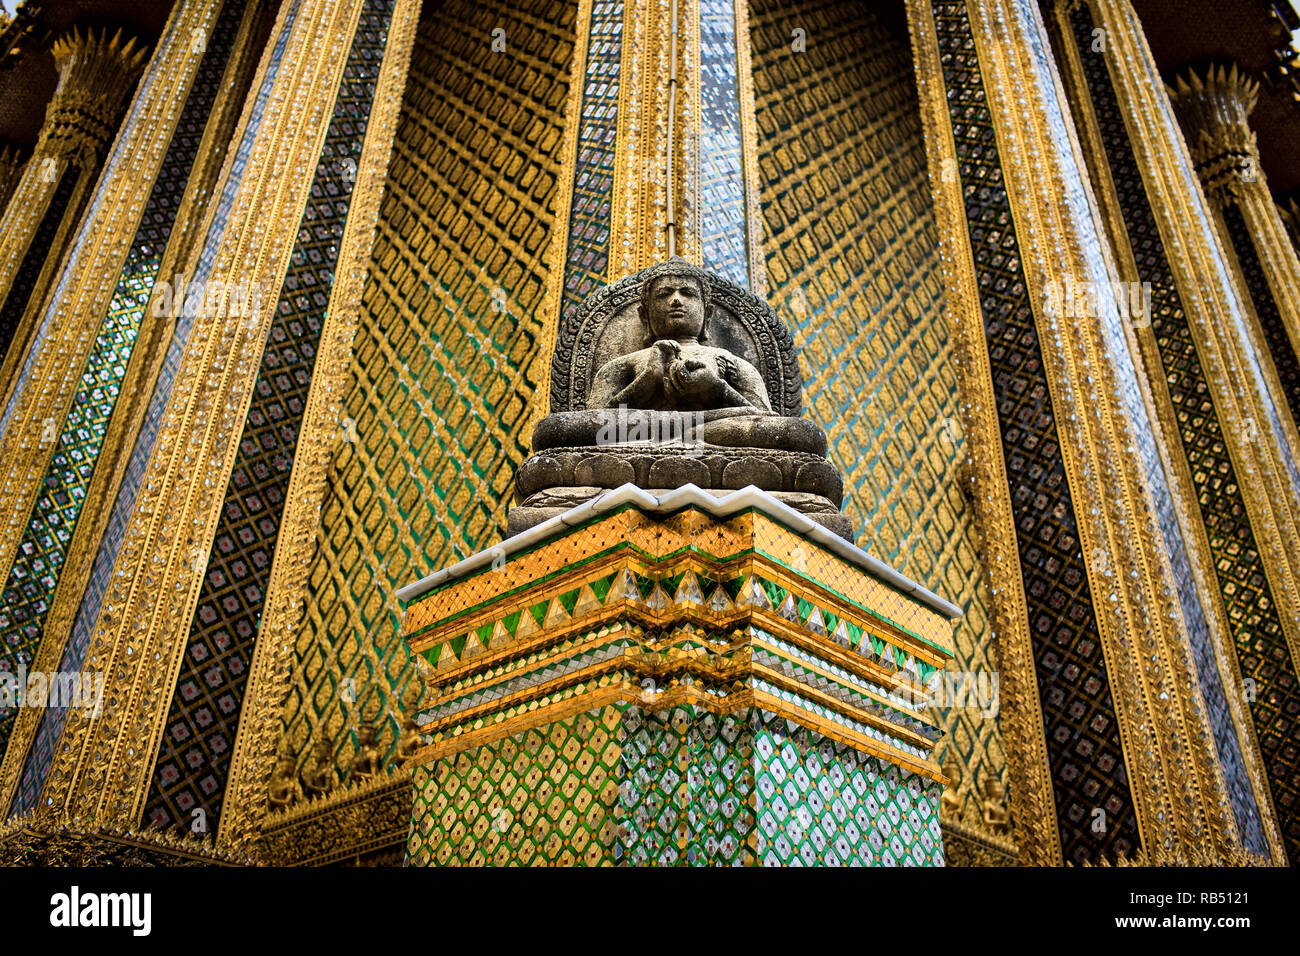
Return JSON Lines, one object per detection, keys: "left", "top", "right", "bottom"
{"left": 1168, "top": 64, "right": 1300, "bottom": 439}
{"left": 10, "top": 0, "right": 421, "bottom": 858}
{"left": 546, "top": 0, "right": 765, "bottom": 376}
{"left": 1043, "top": 0, "right": 1295, "bottom": 864}
{"left": 0, "top": 0, "right": 278, "bottom": 822}
{"left": 910, "top": 0, "right": 1259, "bottom": 864}
{"left": 0, "top": 27, "right": 148, "bottom": 375}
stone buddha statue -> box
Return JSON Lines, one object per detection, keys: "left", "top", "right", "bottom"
{"left": 510, "top": 258, "right": 851, "bottom": 539}
{"left": 587, "top": 269, "right": 772, "bottom": 413}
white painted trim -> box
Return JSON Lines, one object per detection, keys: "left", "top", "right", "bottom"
{"left": 395, "top": 483, "right": 962, "bottom": 620}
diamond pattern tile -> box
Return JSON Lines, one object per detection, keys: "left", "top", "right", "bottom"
{"left": 930, "top": 0, "right": 1138, "bottom": 864}
{"left": 1068, "top": 0, "right": 1284, "bottom": 859}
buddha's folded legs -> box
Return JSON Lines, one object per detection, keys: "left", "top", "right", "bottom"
{"left": 530, "top": 408, "right": 827, "bottom": 457}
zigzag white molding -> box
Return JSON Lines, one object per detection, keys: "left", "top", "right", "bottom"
{"left": 396, "top": 483, "right": 962, "bottom": 620}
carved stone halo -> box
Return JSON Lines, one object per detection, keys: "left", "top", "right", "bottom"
{"left": 549, "top": 257, "right": 804, "bottom": 417}
{"left": 511, "top": 258, "right": 853, "bottom": 541}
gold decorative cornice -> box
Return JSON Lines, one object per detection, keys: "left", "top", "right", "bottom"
{"left": 256, "top": 770, "right": 413, "bottom": 866}
{"left": 941, "top": 817, "right": 1018, "bottom": 866}
{"left": 0, "top": 811, "right": 254, "bottom": 866}
{"left": 1167, "top": 63, "right": 1261, "bottom": 202}
{"left": 1077, "top": 845, "right": 1265, "bottom": 867}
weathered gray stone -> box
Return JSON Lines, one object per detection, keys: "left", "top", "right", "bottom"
{"left": 509, "top": 258, "right": 853, "bottom": 539}
{"left": 721, "top": 457, "right": 783, "bottom": 489}
{"left": 647, "top": 456, "right": 712, "bottom": 488}
{"left": 573, "top": 454, "right": 635, "bottom": 487}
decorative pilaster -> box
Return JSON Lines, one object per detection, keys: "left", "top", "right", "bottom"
{"left": 747, "top": 0, "right": 1006, "bottom": 864}
{"left": 0, "top": 0, "right": 236, "bottom": 811}
{"left": 1046, "top": 0, "right": 1296, "bottom": 864}
{"left": 23, "top": 0, "right": 389, "bottom": 839}
{"left": 1169, "top": 64, "right": 1300, "bottom": 437}
{"left": 400, "top": 490, "right": 957, "bottom": 866}
{"left": 214, "top": 0, "right": 421, "bottom": 851}
{"left": 0, "top": 0, "right": 280, "bottom": 822}
{"left": 0, "top": 27, "right": 148, "bottom": 369}
{"left": 550, "top": 0, "right": 764, "bottom": 338}
{"left": 271, "top": 0, "right": 583, "bottom": 857}
{"left": 911, "top": 0, "right": 1255, "bottom": 864}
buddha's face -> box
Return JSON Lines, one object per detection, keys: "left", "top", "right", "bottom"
{"left": 646, "top": 275, "right": 705, "bottom": 341}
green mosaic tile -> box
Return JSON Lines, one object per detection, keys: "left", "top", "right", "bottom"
{"left": 408, "top": 703, "right": 942, "bottom": 866}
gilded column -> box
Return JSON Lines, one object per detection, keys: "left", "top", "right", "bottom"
{"left": 267, "top": 0, "right": 583, "bottom": 866}
{"left": 910, "top": 0, "right": 1253, "bottom": 863}
{"left": 24, "top": 0, "right": 390, "bottom": 837}
{"left": 0, "top": 27, "right": 149, "bottom": 374}
{"left": 217, "top": 0, "right": 422, "bottom": 850}
{"left": 551, "top": 0, "right": 764, "bottom": 343}
{"left": 0, "top": 0, "right": 277, "bottom": 820}
{"left": 1045, "top": 0, "right": 1296, "bottom": 864}
{"left": 1169, "top": 64, "right": 1300, "bottom": 437}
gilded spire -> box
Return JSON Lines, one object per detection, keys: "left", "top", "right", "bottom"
{"left": 39, "top": 27, "right": 151, "bottom": 169}
{"left": 1168, "top": 63, "right": 1262, "bottom": 199}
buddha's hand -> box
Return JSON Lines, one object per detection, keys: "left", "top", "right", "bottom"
{"left": 653, "top": 339, "right": 681, "bottom": 366}
{"left": 667, "top": 357, "right": 722, "bottom": 401}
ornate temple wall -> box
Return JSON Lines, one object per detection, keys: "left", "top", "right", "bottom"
{"left": 748, "top": 0, "right": 1007, "bottom": 858}
{"left": 273, "top": 0, "right": 578, "bottom": 780}
{"left": 1, "top": 0, "right": 1288, "bottom": 867}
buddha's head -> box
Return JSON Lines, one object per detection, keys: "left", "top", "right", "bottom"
{"left": 639, "top": 258, "right": 710, "bottom": 342}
